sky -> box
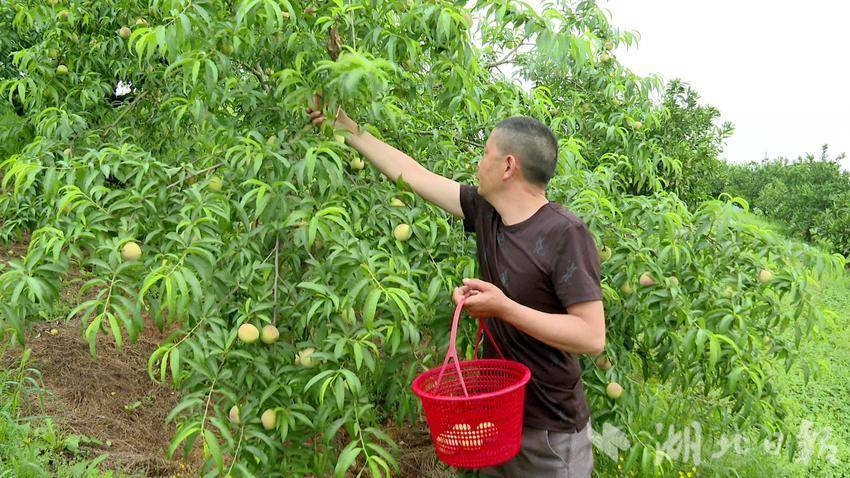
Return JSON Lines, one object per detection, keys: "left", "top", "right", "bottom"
{"left": 491, "top": 0, "right": 850, "bottom": 170}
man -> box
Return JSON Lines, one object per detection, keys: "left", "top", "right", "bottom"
{"left": 306, "top": 95, "right": 606, "bottom": 477}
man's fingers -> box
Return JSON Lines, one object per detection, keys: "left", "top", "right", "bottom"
{"left": 463, "top": 294, "right": 482, "bottom": 313}
{"left": 461, "top": 278, "right": 489, "bottom": 291}
{"left": 452, "top": 287, "right": 466, "bottom": 305}
{"left": 308, "top": 111, "right": 325, "bottom": 126}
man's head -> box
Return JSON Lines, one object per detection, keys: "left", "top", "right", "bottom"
{"left": 477, "top": 116, "right": 558, "bottom": 199}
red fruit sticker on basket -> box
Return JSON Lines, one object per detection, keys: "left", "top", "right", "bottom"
{"left": 477, "top": 421, "right": 498, "bottom": 443}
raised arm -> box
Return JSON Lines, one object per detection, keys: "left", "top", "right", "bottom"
{"left": 307, "top": 96, "right": 463, "bottom": 218}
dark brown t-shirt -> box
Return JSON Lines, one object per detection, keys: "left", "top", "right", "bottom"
{"left": 459, "top": 184, "right": 602, "bottom": 433}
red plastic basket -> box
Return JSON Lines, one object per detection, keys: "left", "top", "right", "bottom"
{"left": 411, "top": 297, "right": 531, "bottom": 469}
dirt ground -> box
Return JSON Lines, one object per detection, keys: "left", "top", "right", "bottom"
{"left": 4, "top": 318, "right": 200, "bottom": 476}
{"left": 386, "top": 423, "right": 463, "bottom": 478}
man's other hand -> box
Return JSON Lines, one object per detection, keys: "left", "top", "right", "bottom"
{"left": 455, "top": 278, "right": 510, "bottom": 319}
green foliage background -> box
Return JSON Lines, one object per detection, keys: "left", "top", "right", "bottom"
{"left": 716, "top": 147, "right": 850, "bottom": 258}
{"left": 0, "top": 0, "right": 846, "bottom": 476}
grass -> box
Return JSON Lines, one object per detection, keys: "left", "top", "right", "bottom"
{"left": 695, "top": 271, "right": 849, "bottom": 478}
{"left": 0, "top": 346, "right": 128, "bottom": 478}
{"left": 762, "top": 272, "right": 850, "bottom": 476}
{"left": 584, "top": 272, "right": 850, "bottom": 478}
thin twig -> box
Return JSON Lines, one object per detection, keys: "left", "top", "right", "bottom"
{"left": 250, "top": 63, "right": 271, "bottom": 94}
{"left": 273, "top": 232, "right": 280, "bottom": 325}
{"left": 232, "top": 60, "right": 269, "bottom": 93}
{"left": 414, "top": 130, "right": 482, "bottom": 148}
{"left": 224, "top": 425, "right": 245, "bottom": 476}
{"left": 482, "top": 40, "right": 534, "bottom": 69}
{"left": 166, "top": 161, "right": 226, "bottom": 190}
{"left": 101, "top": 90, "right": 149, "bottom": 137}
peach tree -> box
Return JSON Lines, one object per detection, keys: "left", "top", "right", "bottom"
{"left": 0, "top": 0, "right": 845, "bottom": 476}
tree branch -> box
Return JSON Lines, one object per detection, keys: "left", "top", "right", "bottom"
{"left": 101, "top": 90, "right": 148, "bottom": 137}
{"left": 166, "top": 161, "right": 226, "bottom": 190}
{"left": 414, "top": 130, "right": 482, "bottom": 149}
{"left": 482, "top": 41, "right": 534, "bottom": 69}
{"left": 273, "top": 232, "right": 280, "bottom": 325}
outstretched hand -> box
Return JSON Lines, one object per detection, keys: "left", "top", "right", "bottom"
{"left": 305, "top": 93, "right": 359, "bottom": 134}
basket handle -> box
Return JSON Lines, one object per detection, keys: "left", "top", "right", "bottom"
{"left": 436, "top": 297, "right": 469, "bottom": 397}
{"left": 473, "top": 318, "right": 505, "bottom": 360}
{"left": 434, "top": 296, "right": 505, "bottom": 397}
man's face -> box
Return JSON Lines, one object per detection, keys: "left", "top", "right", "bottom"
{"left": 478, "top": 131, "right": 505, "bottom": 198}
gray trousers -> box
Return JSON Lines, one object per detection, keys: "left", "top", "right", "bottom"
{"left": 478, "top": 420, "right": 593, "bottom": 478}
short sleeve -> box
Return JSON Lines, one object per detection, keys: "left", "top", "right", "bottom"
{"left": 459, "top": 183, "right": 480, "bottom": 233}
{"left": 550, "top": 223, "right": 603, "bottom": 308}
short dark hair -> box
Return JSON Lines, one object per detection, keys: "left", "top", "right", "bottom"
{"left": 492, "top": 116, "right": 558, "bottom": 187}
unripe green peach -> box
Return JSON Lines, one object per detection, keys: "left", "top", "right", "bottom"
{"left": 121, "top": 241, "right": 142, "bottom": 261}
{"left": 350, "top": 158, "right": 365, "bottom": 170}
{"left": 606, "top": 382, "right": 623, "bottom": 399}
{"left": 208, "top": 176, "right": 223, "bottom": 192}
{"left": 295, "top": 347, "right": 316, "bottom": 367}
{"left": 260, "top": 324, "right": 279, "bottom": 344}
{"left": 237, "top": 323, "right": 259, "bottom": 343}
{"left": 393, "top": 224, "right": 412, "bottom": 242}
{"left": 261, "top": 409, "right": 277, "bottom": 430}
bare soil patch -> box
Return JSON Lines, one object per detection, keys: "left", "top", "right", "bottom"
{"left": 2, "top": 237, "right": 200, "bottom": 476}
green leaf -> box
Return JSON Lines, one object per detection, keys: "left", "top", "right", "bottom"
{"left": 304, "top": 370, "right": 336, "bottom": 393}
{"left": 352, "top": 342, "right": 363, "bottom": 370}
{"left": 170, "top": 346, "right": 181, "bottom": 385}
{"left": 727, "top": 366, "right": 745, "bottom": 393}
{"left": 107, "top": 312, "right": 123, "bottom": 350}
{"left": 334, "top": 443, "right": 361, "bottom": 478}
{"left": 362, "top": 288, "right": 381, "bottom": 327}
{"left": 168, "top": 423, "right": 201, "bottom": 459}
{"left": 334, "top": 376, "right": 345, "bottom": 411}
{"left": 708, "top": 335, "right": 720, "bottom": 370}
{"left": 203, "top": 428, "right": 223, "bottom": 472}
{"left": 84, "top": 315, "right": 104, "bottom": 357}
{"left": 165, "top": 396, "right": 203, "bottom": 423}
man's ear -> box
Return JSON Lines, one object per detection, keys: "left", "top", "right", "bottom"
{"left": 503, "top": 155, "right": 520, "bottom": 180}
